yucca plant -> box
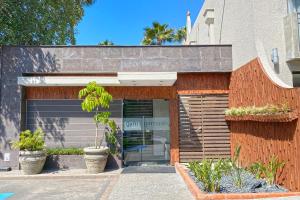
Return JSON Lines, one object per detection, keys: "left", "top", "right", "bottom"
{"left": 188, "top": 159, "right": 231, "bottom": 192}
{"left": 232, "top": 145, "right": 243, "bottom": 188}
{"left": 248, "top": 161, "right": 265, "bottom": 179}
{"left": 247, "top": 155, "right": 285, "bottom": 185}
{"left": 263, "top": 155, "right": 285, "bottom": 185}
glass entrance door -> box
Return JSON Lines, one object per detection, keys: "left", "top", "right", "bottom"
{"left": 123, "top": 100, "right": 170, "bottom": 166}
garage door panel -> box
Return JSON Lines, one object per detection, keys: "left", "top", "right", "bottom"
{"left": 27, "top": 105, "right": 122, "bottom": 112}
{"left": 26, "top": 100, "right": 122, "bottom": 148}
{"left": 26, "top": 117, "right": 122, "bottom": 125}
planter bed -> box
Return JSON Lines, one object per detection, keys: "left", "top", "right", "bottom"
{"left": 44, "top": 155, "right": 86, "bottom": 170}
{"left": 175, "top": 163, "right": 300, "bottom": 200}
{"left": 225, "top": 112, "right": 298, "bottom": 122}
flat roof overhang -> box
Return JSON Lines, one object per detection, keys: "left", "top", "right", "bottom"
{"left": 17, "top": 72, "right": 177, "bottom": 87}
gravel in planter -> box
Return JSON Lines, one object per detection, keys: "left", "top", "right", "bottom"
{"left": 188, "top": 170, "right": 288, "bottom": 194}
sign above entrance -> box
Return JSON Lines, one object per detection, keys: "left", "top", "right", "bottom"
{"left": 123, "top": 118, "right": 170, "bottom": 131}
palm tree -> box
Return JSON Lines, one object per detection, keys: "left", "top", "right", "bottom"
{"left": 99, "top": 40, "right": 114, "bottom": 46}
{"left": 142, "top": 22, "right": 174, "bottom": 45}
{"left": 174, "top": 27, "right": 187, "bottom": 43}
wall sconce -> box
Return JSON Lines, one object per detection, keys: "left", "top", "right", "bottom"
{"left": 271, "top": 48, "right": 279, "bottom": 65}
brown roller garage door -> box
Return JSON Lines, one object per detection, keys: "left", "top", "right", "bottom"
{"left": 179, "top": 94, "right": 230, "bottom": 162}
{"left": 26, "top": 99, "right": 122, "bottom": 148}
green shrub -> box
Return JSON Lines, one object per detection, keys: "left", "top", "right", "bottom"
{"left": 225, "top": 103, "right": 291, "bottom": 116}
{"left": 11, "top": 128, "right": 45, "bottom": 151}
{"left": 188, "top": 159, "right": 231, "bottom": 192}
{"left": 248, "top": 155, "right": 285, "bottom": 185}
{"left": 46, "top": 147, "right": 84, "bottom": 155}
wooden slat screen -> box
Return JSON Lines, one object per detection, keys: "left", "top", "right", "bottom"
{"left": 179, "top": 94, "right": 230, "bottom": 162}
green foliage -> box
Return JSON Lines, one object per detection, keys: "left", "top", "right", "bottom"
{"left": 46, "top": 147, "right": 84, "bottom": 155}
{"left": 105, "top": 120, "right": 118, "bottom": 155}
{"left": 188, "top": 159, "right": 232, "bottom": 192}
{"left": 264, "top": 156, "right": 285, "bottom": 185}
{"left": 142, "top": 22, "right": 174, "bottom": 45}
{"left": 79, "top": 81, "right": 118, "bottom": 151}
{"left": 11, "top": 128, "right": 45, "bottom": 151}
{"left": 142, "top": 22, "right": 188, "bottom": 45}
{"left": 0, "top": 0, "right": 94, "bottom": 45}
{"left": 79, "top": 82, "right": 112, "bottom": 112}
{"left": 99, "top": 40, "right": 114, "bottom": 46}
{"left": 225, "top": 103, "right": 291, "bottom": 116}
{"left": 173, "top": 27, "right": 186, "bottom": 42}
{"left": 247, "top": 161, "right": 264, "bottom": 179}
{"left": 248, "top": 156, "right": 285, "bottom": 185}
{"left": 231, "top": 145, "right": 243, "bottom": 188}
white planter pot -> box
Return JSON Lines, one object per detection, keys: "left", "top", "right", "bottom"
{"left": 19, "top": 150, "right": 46, "bottom": 175}
{"left": 84, "top": 147, "right": 109, "bottom": 174}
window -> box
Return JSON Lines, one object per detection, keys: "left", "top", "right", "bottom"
{"left": 288, "top": 0, "right": 300, "bottom": 13}
{"left": 292, "top": 72, "right": 300, "bottom": 87}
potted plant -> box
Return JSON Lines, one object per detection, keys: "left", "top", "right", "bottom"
{"left": 79, "top": 81, "right": 118, "bottom": 173}
{"left": 11, "top": 128, "right": 46, "bottom": 175}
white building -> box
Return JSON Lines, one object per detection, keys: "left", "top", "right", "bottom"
{"left": 186, "top": 0, "right": 300, "bottom": 87}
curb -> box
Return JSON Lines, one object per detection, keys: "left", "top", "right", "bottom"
{"left": 175, "top": 163, "right": 300, "bottom": 200}
{"left": 0, "top": 170, "right": 121, "bottom": 180}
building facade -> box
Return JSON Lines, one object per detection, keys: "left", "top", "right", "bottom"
{"left": 0, "top": 45, "right": 232, "bottom": 169}
{"left": 186, "top": 0, "right": 300, "bottom": 88}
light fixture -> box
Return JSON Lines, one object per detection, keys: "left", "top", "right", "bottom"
{"left": 271, "top": 48, "right": 279, "bottom": 65}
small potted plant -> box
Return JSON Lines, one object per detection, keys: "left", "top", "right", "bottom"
{"left": 11, "top": 128, "right": 46, "bottom": 175}
{"left": 79, "top": 81, "right": 118, "bottom": 173}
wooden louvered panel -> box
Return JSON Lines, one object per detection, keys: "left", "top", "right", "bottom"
{"left": 179, "top": 94, "right": 230, "bottom": 162}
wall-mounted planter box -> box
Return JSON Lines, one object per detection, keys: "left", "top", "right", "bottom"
{"left": 175, "top": 163, "right": 300, "bottom": 200}
{"left": 225, "top": 112, "right": 298, "bottom": 123}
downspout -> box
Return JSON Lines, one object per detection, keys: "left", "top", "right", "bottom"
{"left": 219, "top": 0, "right": 226, "bottom": 44}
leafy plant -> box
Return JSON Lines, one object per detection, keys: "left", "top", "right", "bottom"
{"left": 142, "top": 22, "right": 174, "bottom": 45}
{"left": 248, "top": 161, "right": 265, "bottom": 179}
{"left": 11, "top": 128, "right": 45, "bottom": 151}
{"left": 142, "top": 22, "right": 189, "bottom": 45}
{"left": 99, "top": 40, "right": 114, "bottom": 46}
{"left": 188, "top": 159, "right": 231, "bottom": 192}
{"left": 225, "top": 103, "right": 291, "bottom": 116}
{"left": 247, "top": 155, "right": 285, "bottom": 185}
{"left": 79, "top": 81, "right": 118, "bottom": 151}
{"left": 264, "top": 155, "right": 285, "bottom": 185}
{"left": 173, "top": 27, "right": 187, "bottom": 43}
{"left": 231, "top": 145, "right": 243, "bottom": 188}
{"left": 46, "top": 148, "right": 84, "bottom": 155}
{"left": 0, "top": 0, "right": 95, "bottom": 45}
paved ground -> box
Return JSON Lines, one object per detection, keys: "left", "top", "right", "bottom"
{"left": 0, "top": 178, "right": 114, "bottom": 200}
{"left": 0, "top": 167, "right": 299, "bottom": 200}
{"left": 107, "top": 166, "right": 193, "bottom": 200}
{"left": 0, "top": 167, "right": 193, "bottom": 200}
{"left": 0, "top": 169, "right": 120, "bottom": 200}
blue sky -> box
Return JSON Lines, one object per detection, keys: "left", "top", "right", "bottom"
{"left": 76, "top": 0, "right": 204, "bottom": 45}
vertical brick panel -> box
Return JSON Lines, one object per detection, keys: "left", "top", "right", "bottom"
{"left": 229, "top": 58, "right": 300, "bottom": 191}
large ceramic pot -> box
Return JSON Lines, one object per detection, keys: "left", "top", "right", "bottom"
{"left": 84, "top": 147, "right": 109, "bottom": 173}
{"left": 19, "top": 150, "right": 46, "bottom": 175}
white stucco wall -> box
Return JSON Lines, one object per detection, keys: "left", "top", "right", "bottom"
{"left": 187, "top": 0, "right": 293, "bottom": 87}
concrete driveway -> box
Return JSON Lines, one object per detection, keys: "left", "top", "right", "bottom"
{"left": 0, "top": 166, "right": 193, "bottom": 200}
{"left": 0, "top": 177, "right": 116, "bottom": 200}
